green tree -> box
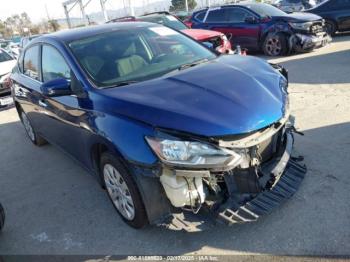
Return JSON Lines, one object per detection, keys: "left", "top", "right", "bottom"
{"left": 48, "top": 20, "right": 60, "bottom": 32}
{"left": 169, "top": 0, "right": 197, "bottom": 11}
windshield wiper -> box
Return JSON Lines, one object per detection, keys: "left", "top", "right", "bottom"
{"left": 113, "top": 80, "right": 139, "bottom": 87}
{"left": 178, "top": 58, "right": 209, "bottom": 71}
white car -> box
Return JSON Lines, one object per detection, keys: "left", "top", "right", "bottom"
{"left": 0, "top": 48, "right": 16, "bottom": 107}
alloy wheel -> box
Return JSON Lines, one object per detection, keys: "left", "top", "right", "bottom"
{"left": 21, "top": 112, "right": 35, "bottom": 142}
{"left": 103, "top": 163, "right": 135, "bottom": 220}
{"left": 265, "top": 37, "right": 282, "bottom": 56}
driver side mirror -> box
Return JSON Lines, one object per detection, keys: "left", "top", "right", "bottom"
{"left": 41, "top": 78, "right": 72, "bottom": 97}
{"left": 245, "top": 16, "right": 258, "bottom": 24}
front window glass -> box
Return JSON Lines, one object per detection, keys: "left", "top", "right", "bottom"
{"left": 42, "top": 45, "right": 71, "bottom": 82}
{"left": 69, "top": 26, "right": 216, "bottom": 88}
{"left": 248, "top": 3, "right": 287, "bottom": 17}
{"left": 0, "top": 49, "right": 13, "bottom": 62}
{"left": 139, "top": 15, "right": 188, "bottom": 31}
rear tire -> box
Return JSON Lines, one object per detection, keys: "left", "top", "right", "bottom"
{"left": 20, "top": 111, "right": 47, "bottom": 146}
{"left": 263, "top": 33, "right": 288, "bottom": 56}
{"left": 325, "top": 20, "right": 337, "bottom": 36}
{"left": 100, "top": 152, "right": 148, "bottom": 229}
{"left": 0, "top": 203, "right": 5, "bottom": 231}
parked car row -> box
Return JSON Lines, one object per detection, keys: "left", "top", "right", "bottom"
{"left": 187, "top": 3, "right": 331, "bottom": 56}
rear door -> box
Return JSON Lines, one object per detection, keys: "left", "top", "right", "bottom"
{"left": 12, "top": 45, "right": 48, "bottom": 135}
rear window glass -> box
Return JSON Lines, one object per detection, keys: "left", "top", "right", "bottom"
{"left": 206, "top": 9, "right": 226, "bottom": 22}
{"left": 195, "top": 11, "right": 206, "bottom": 21}
{"left": 139, "top": 15, "right": 188, "bottom": 31}
{"left": 23, "top": 45, "right": 40, "bottom": 81}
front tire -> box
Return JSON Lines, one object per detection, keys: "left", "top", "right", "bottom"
{"left": 20, "top": 111, "right": 47, "bottom": 146}
{"left": 263, "top": 33, "right": 288, "bottom": 56}
{"left": 325, "top": 20, "right": 337, "bottom": 36}
{"left": 100, "top": 152, "right": 148, "bottom": 228}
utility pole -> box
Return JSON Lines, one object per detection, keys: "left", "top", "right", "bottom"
{"left": 45, "top": 5, "right": 51, "bottom": 20}
{"left": 78, "top": 0, "right": 89, "bottom": 25}
{"left": 63, "top": 4, "right": 72, "bottom": 28}
{"left": 185, "top": 0, "right": 189, "bottom": 12}
{"left": 128, "top": 0, "right": 135, "bottom": 16}
{"left": 100, "top": 0, "right": 109, "bottom": 22}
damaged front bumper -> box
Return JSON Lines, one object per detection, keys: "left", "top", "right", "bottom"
{"left": 134, "top": 116, "right": 307, "bottom": 231}
{"left": 290, "top": 32, "right": 331, "bottom": 52}
{"left": 217, "top": 132, "right": 306, "bottom": 225}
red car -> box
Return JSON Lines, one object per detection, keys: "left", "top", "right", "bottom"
{"left": 108, "top": 12, "right": 232, "bottom": 54}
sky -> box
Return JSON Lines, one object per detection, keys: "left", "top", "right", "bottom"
{"left": 0, "top": 0, "right": 163, "bottom": 23}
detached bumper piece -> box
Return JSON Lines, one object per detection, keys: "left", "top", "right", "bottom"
{"left": 218, "top": 159, "right": 306, "bottom": 224}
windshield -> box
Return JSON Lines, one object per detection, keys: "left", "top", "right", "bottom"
{"left": 0, "top": 49, "right": 13, "bottom": 63}
{"left": 248, "top": 3, "right": 287, "bottom": 17}
{"left": 311, "top": 0, "right": 329, "bottom": 8}
{"left": 139, "top": 15, "right": 188, "bottom": 31}
{"left": 69, "top": 26, "right": 216, "bottom": 88}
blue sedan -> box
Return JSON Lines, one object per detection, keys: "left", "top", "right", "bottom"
{"left": 11, "top": 22, "right": 306, "bottom": 229}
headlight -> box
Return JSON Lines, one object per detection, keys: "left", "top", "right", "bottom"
{"left": 280, "top": 76, "right": 288, "bottom": 93}
{"left": 146, "top": 137, "right": 242, "bottom": 168}
{"left": 289, "top": 22, "right": 313, "bottom": 31}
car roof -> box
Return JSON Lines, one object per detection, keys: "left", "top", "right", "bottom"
{"left": 32, "top": 22, "right": 155, "bottom": 44}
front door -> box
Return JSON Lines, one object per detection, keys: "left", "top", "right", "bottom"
{"left": 39, "top": 44, "right": 90, "bottom": 165}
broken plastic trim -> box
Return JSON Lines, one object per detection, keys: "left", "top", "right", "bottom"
{"left": 217, "top": 112, "right": 291, "bottom": 149}
{"left": 218, "top": 132, "right": 306, "bottom": 225}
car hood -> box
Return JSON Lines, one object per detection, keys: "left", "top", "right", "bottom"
{"left": 275, "top": 12, "right": 323, "bottom": 22}
{"left": 0, "top": 60, "right": 16, "bottom": 77}
{"left": 181, "top": 29, "right": 222, "bottom": 41}
{"left": 100, "top": 55, "right": 288, "bottom": 137}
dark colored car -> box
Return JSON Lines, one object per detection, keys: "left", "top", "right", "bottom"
{"left": 109, "top": 12, "right": 232, "bottom": 54}
{"left": 189, "top": 3, "right": 331, "bottom": 56}
{"left": 306, "top": 0, "right": 350, "bottom": 35}
{"left": 11, "top": 23, "right": 306, "bottom": 229}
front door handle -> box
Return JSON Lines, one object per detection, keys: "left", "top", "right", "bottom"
{"left": 39, "top": 99, "right": 47, "bottom": 108}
